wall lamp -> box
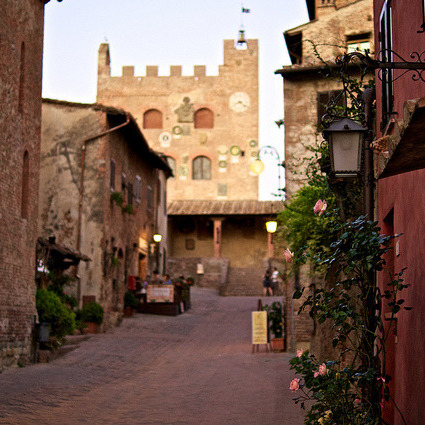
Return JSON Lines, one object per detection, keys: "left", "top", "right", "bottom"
{"left": 153, "top": 234, "right": 162, "bottom": 243}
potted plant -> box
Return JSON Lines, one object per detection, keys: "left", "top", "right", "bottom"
{"left": 76, "top": 301, "right": 104, "bottom": 334}
{"left": 264, "top": 301, "right": 285, "bottom": 352}
{"left": 36, "top": 289, "right": 76, "bottom": 348}
{"left": 123, "top": 291, "right": 138, "bottom": 316}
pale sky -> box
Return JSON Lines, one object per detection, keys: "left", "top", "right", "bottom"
{"left": 42, "top": 0, "right": 308, "bottom": 200}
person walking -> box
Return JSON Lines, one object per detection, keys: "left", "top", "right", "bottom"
{"left": 271, "top": 267, "right": 280, "bottom": 295}
{"left": 263, "top": 269, "right": 272, "bottom": 296}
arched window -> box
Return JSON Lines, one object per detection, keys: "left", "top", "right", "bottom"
{"left": 143, "top": 109, "right": 163, "bottom": 129}
{"left": 192, "top": 156, "right": 211, "bottom": 180}
{"left": 165, "top": 156, "right": 176, "bottom": 178}
{"left": 194, "top": 108, "right": 214, "bottom": 128}
{"left": 21, "top": 150, "right": 29, "bottom": 219}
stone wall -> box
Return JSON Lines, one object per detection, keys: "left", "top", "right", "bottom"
{"left": 0, "top": 1, "right": 46, "bottom": 370}
{"left": 40, "top": 101, "right": 166, "bottom": 330}
{"left": 167, "top": 257, "right": 229, "bottom": 291}
{"left": 168, "top": 215, "right": 269, "bottom": 268}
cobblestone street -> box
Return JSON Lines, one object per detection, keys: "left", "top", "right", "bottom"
{"left": 0, "top": 288, "right": 304, "bottom": 425}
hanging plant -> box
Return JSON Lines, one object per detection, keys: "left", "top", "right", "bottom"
{"left": 122, "top": 204, "right": 136, "bottom": 215}
{"left": 110, "top": 191, "right": 124, "bottom": 207}
{"left": 110, "top": 254, "right": 119, "bottom": 267}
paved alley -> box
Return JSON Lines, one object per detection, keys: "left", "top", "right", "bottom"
{"left": 0, "top": 288, "right": 304, "bottom": 425}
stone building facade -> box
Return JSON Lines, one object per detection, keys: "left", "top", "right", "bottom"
{"left": 96, "top": 39, "right": 259, "bottom": 202}
{"left": 275, "top": 0, "right": 374, "bottom": 353}
{"left": 0, "top": 0, "right": 47, "bottom": 370}
{"left": 40, "top": 100, "right": 171, "bottom": 328}
{"left": 96, "top": 38, "right": 277, "bottom": 294}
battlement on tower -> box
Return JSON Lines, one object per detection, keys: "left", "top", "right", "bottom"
{"left": 97, "top": 39, "right": 258, "bottom": 79}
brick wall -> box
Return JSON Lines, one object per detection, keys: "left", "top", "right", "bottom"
{"left": 0, "top": 1, "right": 45, "bottom": 370}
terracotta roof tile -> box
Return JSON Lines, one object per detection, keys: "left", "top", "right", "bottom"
{"left": 167, "top": 200, "right": 282, "bottom": 216}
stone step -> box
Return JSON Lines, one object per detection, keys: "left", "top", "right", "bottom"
{"left": 224, "top": 267, "right": 265, "bottom": 296}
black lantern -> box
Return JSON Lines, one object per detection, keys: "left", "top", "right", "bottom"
{"left": 323, "top": 118, "right": 367, "bottom": 178}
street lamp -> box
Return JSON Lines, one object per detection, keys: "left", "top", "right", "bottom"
{"left": 323, "top": 117, "right": 368, "bottom": 178}
{"left": 250, "top": 145, "right": 284, "bottom": 199}
{"left": 153, "top": 233, "right": 162, "bottom": 243}
{"left": 265, "top": 220, "right": 277, "bottom": 233}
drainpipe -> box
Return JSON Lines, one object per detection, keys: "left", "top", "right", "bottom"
{"left": 75, "top": 113, "right": 131, "bottom": 295}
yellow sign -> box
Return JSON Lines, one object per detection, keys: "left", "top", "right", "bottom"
{"left": 252, "top": 311, "right": 268, "bottom": 345}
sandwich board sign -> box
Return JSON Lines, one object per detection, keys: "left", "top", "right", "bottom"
{"left": 252, "top": 311, "right": 268, "bottom": 345}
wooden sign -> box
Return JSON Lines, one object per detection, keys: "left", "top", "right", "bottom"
{"left": 252, "top": 311, "right": 268, "bottom": 345}
{"left": 147, "top": 285, "right": 174, "bottom": 303}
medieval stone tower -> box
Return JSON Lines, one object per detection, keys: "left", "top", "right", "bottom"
{"left": 96, "top": 39, "right": 259, "bottom": 201}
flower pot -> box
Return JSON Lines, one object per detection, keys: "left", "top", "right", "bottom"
{"left": 83, "top": 322, "right": 99, "bottom": 334}
{"left": 123, "top": 306, "right": 133, "bottom": 317}
{"left": 271, "top": 337, "right": 285, "bottom": 352}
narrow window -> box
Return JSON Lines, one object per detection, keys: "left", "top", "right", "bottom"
{"left": 143, "top": 109, "right": 163, "bottom": 129}
{"left": 135, "top": 176, "right": 141, "bottom": 203}
{"left": 192, "top": 156, "right": 211, "bottom": 180}
{"left": 21, "top": 150, "right": 29, "bottom": 219}
{"left": 18, "top": 42, "right": 25, "bottom": 114}
{"left": 110, "top": 159, "right": 115, "bottom": 191}
{"left": 194, "top": 108, "right": 214, "bottom": 128}
{"left": 121, "top": 173, "right": 126, "bottom": 199}
{"left": 380, "top": 0, "right": 393, "bottom": 129}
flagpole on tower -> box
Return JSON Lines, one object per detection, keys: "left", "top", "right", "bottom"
{"left": 237, "top": 3, "right": 250, "bottom": 48}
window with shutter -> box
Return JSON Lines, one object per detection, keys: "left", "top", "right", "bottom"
{"left": 192, "top": 156, "right": 211, "bottom": 180}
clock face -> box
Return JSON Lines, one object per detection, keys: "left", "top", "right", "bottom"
{"left": 229, "top": 92, "right": 250, "bottom": 112}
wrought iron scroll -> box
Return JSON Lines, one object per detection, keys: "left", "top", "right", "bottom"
{"left": 321, "top": 74, "right": 366, "bottom": 128}
{"left": 337, "top": 49, "right": 425, "bottom": 83}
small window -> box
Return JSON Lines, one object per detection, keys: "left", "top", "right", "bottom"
{"left": 194, "top": 108, "right": 214, "bottom": 128}
{"left": 185, "top": 238, "right": 195, "bottom": 250}
{"left": 143, "top": 109, "right": 162, "bottom": 129}
{"left": 21, "top": 150, "right": 29, "bottom": 219}
{"left": 110, "top": 159, "right": 115, "bottom": 191}
{"left": 192, "top": 156, "right": 211, "bottom": 180}
{"left": 135, "top": 176, "right": 141, "bottom": 203}
{"left": 317, "top": 90, "right": 344, "bottom": 126}
{"left": 346, "top": 33, "right": 371, "bottom": 54}
{"left": 347, "top": 41, "right": 370, "bottom": 54}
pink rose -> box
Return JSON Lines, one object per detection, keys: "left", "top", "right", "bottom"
{"left": 314, "top": 372, "right": 319, "bottom": 378}
{"left": 289, "top": 378, "right": 300, "bottom": 392}
{"left": 296, "top": 349, "right": 304, "bottom": 358}
{"left": 284, "top": 248, "right": 294, "bottom": 263}
{"left": 314, "top": 199, "right": 327, "bottom": 216}
{"left": 354, "top": 398, "right": 361, "bottom": 405}
{"left": 318, "top": 363, "right": 328, "bottom": 376}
